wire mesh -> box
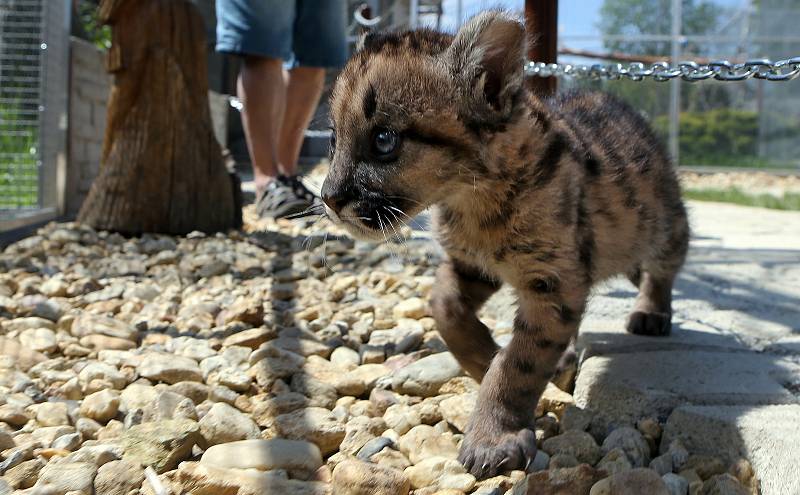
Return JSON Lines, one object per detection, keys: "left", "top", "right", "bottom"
{"left": 0, "top": 0, "right": 44, "bottom": 212}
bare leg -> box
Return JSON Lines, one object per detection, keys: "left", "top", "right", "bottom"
{"left": 237, "top": 56, "right": 286, "bottom": 193}
{"left": 430, "top": 260, "right": 501, "bottom": 381}
{"left": 277, "top": 66, "right": 325, "bottom": 176}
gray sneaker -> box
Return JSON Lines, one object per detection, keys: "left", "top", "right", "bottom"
{"left": 255, "top": 175, "right": 316, "bottom": 219}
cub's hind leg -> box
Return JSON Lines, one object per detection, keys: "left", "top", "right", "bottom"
{"left": 430, "top": 259, "right": 501, "bottom": 381}
{"left": 627, "top": 216, "right": 689, "bottom": 336}
{"left": 626, "top": 271, "right": 676, "bottom": 336}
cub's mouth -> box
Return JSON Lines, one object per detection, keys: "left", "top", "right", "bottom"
{"left": 321, "top": 193, "right": 417, "bottom": 243}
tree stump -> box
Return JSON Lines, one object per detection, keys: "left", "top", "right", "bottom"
{"left": 78, "top": 0, "right": 241, "bottom": 234}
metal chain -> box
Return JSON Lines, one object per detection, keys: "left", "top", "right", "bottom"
{"left": 524, "top": 57, "right": 800, "bottom": 81}
{"left": 227, "top": 56, "right": 800, "bottom": 110}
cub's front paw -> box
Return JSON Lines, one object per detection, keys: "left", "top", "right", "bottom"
{"left": 458, "top": 424, "right": 537, "bottom": 479}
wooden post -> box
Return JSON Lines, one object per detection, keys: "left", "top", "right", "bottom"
{"left": 525, "top": 0, "right": 558, "bottom": 96}
{"left": 78, "top": 0, "right": 241, "bottom": 235}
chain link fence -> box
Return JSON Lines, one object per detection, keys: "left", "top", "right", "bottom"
{"left": 0, "top": 0, "right": 44, "bottom": 211}
{"left": 1, "top": 0, "right": 69, "bottom": 232}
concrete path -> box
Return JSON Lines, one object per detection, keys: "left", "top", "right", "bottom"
{"left": 482, "top": 201, "right": 800, "bottom": 494}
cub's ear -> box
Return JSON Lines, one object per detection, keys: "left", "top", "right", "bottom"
{"left": 446, "top": 11, "right": 526, "bottom": 122}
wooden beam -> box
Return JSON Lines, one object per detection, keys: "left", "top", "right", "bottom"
{"left": 525, "top": 0, "right": 558, "bottom": 96}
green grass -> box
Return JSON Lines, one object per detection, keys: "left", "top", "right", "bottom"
{"left": 0, "top": 101, "right": 39, "bottom": 209}
{"left": 684, "top": 187, "right": 800, "bottom": 211}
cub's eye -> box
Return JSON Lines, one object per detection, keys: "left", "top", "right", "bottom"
{"left": 329, "top": 131, "right": 336, "bottom": 157}
{"left": 371, "top": 127, "right": 401, "bottom": 159}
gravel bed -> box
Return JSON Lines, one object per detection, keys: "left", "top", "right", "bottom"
{"left": 0, "top": 210, "right": 757, "bottom": 494}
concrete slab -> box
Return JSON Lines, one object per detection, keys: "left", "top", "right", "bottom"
{"left": 573, "top": 350, "right": 798, "bottom": 429}
{"left": 577, "top": 318, "right": 748, "bottom": 357}
{"left": 661, "top": 404, "right": 800, "bottom": 495}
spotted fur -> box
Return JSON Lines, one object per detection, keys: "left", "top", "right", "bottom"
{"left": 321, "top": 11, "right": 689, "bottom": 478}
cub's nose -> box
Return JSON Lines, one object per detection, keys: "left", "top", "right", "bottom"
{"left": 320, "top": 180, "right": 350, "bottom": 214}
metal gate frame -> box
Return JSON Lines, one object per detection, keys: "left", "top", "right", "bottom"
{"left": 0, "top": 0, "right": 70, "bottom": 233}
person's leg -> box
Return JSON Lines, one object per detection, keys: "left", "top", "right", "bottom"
{"left": 285, "top": 0, "right": 348, "bottom": 178}
{"left": 238, "top": 56, "right": 287, "bottom": 192}
{"left": 277, "top": 67, "right": 325, "bottom": 176}
{"left": 215, "top": 0, "right": 294, "bottom": 195}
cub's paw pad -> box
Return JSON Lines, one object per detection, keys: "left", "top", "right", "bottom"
{"left": 626, "top": 311, "right": 671, "bottom": 336}
{"left": 458, "top": 427, "right": 537, "bottom": 479}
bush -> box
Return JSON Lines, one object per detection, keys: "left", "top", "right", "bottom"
{"left": 75, "top": 0, "right": 111, "bottom": 50}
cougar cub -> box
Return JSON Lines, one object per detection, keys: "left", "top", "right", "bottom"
{"left": 321, "top": 11, "right": 689, "bottom": 478}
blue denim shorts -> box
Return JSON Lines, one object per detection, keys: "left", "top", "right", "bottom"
{"left": 216, "top": 0, "right": 348, "bottom": 68}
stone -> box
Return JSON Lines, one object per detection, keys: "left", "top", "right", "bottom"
{"left": 662, "top": 473, "right": 689, "bottom": 495}
{"left": 36, "top": 402, "right": 71, "bottom": 427}
{"left": 79, "top": 389, "right": 120, "bottom": 423}
{"left": 291, "top": 374, "right": 339, "bottom": 409}
{"left": 272, "top": 337, "right": 332, "bottom": 358}
{"left": 536, "top": 383, "right": 576, "bottom": 419}
{"left": 201, "top": 438, "right": 322, "bottom": 478}
{"left": 79, "top": 334, "right": 137, "bottom": 351}
{"left": 637, "top": 417, "right": 662, "bottom": 440}
{"left": 368, "top": 322, "right": 425, "bottom": 355}
{"left": 602, "top": 427, "right": 651, "bottom": 468}
{"left": 728, "top": 459, "right": 756, "bottom": 491}
{"left": 0, "top": 430, "right": 14, "bottom": 450}
{"left": 0, "top": 336, "right": 47, "bottom": 371}
{"left": 356, "top": 437, "right": 395, "bottom": 461}
{"left": 18, "top": 327, "right": 58, "bottom": 354}
{"left": 541, "top": 430, "right": 602, "bottom": 465}
{"left": 393, "top": 297, "right": 427, "bottom": 319}
{"left": 549, "top": 453, "right": 580, "bottom": 469}
{"left": 590, "top": 468, "right": 670, "bottom": 495}
{"left": 223, "top": 326, "right": 276, "bottom": 349}
{"left": 370, "top": 447, "right": 412, "bottom": 472}
{"left": 512, "top": 465, "right": 605, "bottom": 495}
{"left": 148, "top": 461, "right": 330, "bottom": 495}
{"left": 217, "top": 298, "right": 265, "bottom": 326}
{"left": 216, "top": 368, "right": 252, "bottom": 392}
{"left": 3, "top": 458, "right": 45, "bottom": 489}
{"left": 700, "top": 473, "right": 749, "bottom": 495}
{"left": 650, "top": 453, "right": 674, "bottom": 476}
{"left": 71, "top": 313, "right": 138, "bottom": 341}
{"left": 667, "top": 440, "right": 690, "bottom": 471}
{"left": 51, "top": 432, "right": 82, "bottom": 451}
{"left": 596, "top": 448, "right": 633, "bottom": 475}
{"left": 198, "top": 402, "right": 261, "bottom": 447}
{"left": 330, "top": 346, "right": 360, "bottom": 368}
{"left": 138, "top": 353, "right": 202, "bottom": 384}
{"left": 62, "top": 444, "right": 123, "bottom": 467}
{"left": 0, "top": 403, "right": 31, "bottom": 426}
{"left": 661, "top": 404, "right": 800, "bottom": 494}
{"left": 3, "top": 316, "right": 55, "bottom": 332}
{"left": 248, "top": 344, "right": 305, "bottom": 385}
{"left": 120, "top": 418, "right": 202, "bottom": 473}
{"left": 391, "top": 352, "right": 462, "bottom": 397}
{"left": 398, "top": 425, "right": 459, "bottom": 464}
{"left": 94, "top": 458, "right": 145, "bottom": 495}
{"left": 33, "top": 461, "right": 97, "bottom": 494}
{"left": 333, "top": 459, "right": 410, "bottom": 495}
{"left": 141, "top": 390, "right": 196, "bottom": 422}
{"left": 78, "top": 362, "right": 127, "bottom": 389}
{"left": 440, "top": 392, "right": 477, "bottom": 433}
{"left": 404, "top": 456, "right": 467, "bottom": 489}
{"left": 273, "top": 407, "right": 346, "bottom": 456}
{"left": 574, "top": 351, "right": 797, "bottom": 430}
{"left": 383, "top": 404, "right": 422, "bottom": 436}
{"left": 683, "top": 455, "right": 727, "bottom": 480}
{"left": 339, "top": 416, "right": 387, "bottom": 455}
